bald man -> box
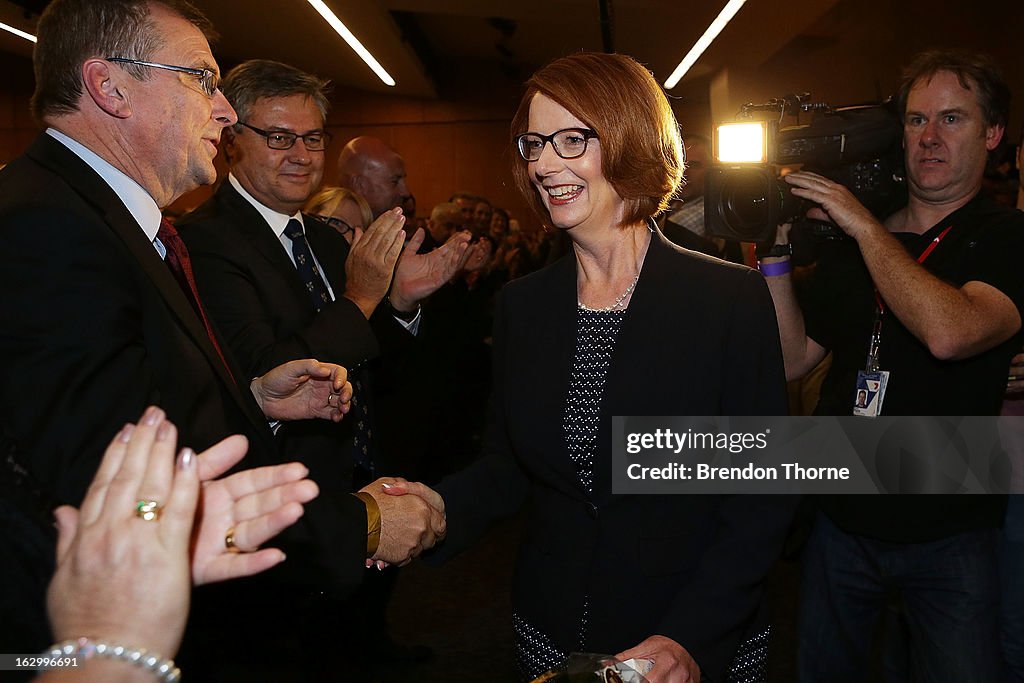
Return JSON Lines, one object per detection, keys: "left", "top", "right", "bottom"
{"left": 427, "top": 202, "right": 463, "bottom": 247}
{"left": 338, "top": 136, "right": 412, "bottom": 219}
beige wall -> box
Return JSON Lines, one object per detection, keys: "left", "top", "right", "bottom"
{"left": 169, "top": 74, "right": 546, "bottom": 230}
{"left": 320, "top": 83, "right": 535, "bottom": 231}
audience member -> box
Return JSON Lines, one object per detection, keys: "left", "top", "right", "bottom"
{"left": 305, "top": 185, "right": 373, "bottom": 244}
{"left": 176, "top": 58, "right": 462, "bottom": 673}
{"left": 472, "top": 198, "right": 493, "bottom": 234}
{"left": 449, "top": 190, "right": 479, "bottom": 223}
{"left": 489, "top": 206, "right": 510, "bottom": 242}
{"left": 425, "top": 201, "right": 464, "bottom": 251}
{"left": 337, "top": 136, "right": 412, "bottom": 219}
{"left": 761, "top": 49, "right": 1023, "bottom": 681}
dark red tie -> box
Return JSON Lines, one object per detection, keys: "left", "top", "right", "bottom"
{"left": 157, "top": 218, "right": 235, "bottom": 384}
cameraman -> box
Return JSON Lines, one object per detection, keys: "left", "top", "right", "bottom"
{"left": 761, "top": 50, "right": 1024, "bottom": 681}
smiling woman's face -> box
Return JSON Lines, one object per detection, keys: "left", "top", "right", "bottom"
{"left": 526, "top": 94, "right": 623, "bottom": 233}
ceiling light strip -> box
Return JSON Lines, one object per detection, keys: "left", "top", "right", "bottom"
{"left": 307, "top": 0, "right": 396, "bottom": 87}
{"left": 0, "top": 21, "right": 36, "bottom": 43}
{"left": 664, "top": 0, "right": 746, "bottom": 89}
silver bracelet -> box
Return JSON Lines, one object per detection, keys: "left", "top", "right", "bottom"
{"left": 46, "top": 637, "right": 181, "bottom": 682}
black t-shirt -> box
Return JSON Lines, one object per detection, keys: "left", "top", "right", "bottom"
{"left": 799, "top": 194, "right": 1024, "bottom": 541}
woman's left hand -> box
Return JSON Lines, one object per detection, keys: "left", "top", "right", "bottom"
{"left": 48, "top": 409, "right": 199, "bottom": 659}
{"left": 47, "top": 408, "right": 324, "bottom": 660}
{"left": 616, "top": 635, "right": 700, "bottom": 682}
{"left": 189, "top": 434, "right": 320, "bottom": 585}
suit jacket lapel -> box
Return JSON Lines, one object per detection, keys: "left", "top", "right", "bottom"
{"left": 526, "top": 254, "right": 586, "bottom": 496}
{"left": 28, "top": 135, "right": 259, "bottom": 423}
{"left": 591, "top": 227, "right": 674, "bottom": 504}
{"left": 214, "top": 182, "right": 317, "bottom": 307}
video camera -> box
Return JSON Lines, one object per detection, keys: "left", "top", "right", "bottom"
{"left": 704, "top": 94, "right": 906, "bottom": 244}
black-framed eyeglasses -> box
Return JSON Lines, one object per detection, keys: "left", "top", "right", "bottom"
{"left": 237, "top": 122, "right": 332, "bottom": 151}
{"left": 313, "top": 214, "right": 354, "bottom": 236}
{"left": 106, "top": 57, "right": 219, "bottom": 97}
{"left": 515, "top": 127, "right": 599, "bottom": 161}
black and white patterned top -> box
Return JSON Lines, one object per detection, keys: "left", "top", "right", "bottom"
{"left": 515, "top": 306, "right": 625, "bottom": 681}
{"left": 564, "top": 306, "right": 626, "bottom": 493}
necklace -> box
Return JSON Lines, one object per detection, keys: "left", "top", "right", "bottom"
{"left": 577, "top": 270, "right": 640, "bottom": 312}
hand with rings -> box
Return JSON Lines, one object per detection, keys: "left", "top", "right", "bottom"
{"left": 251, "top": 359, "right": 353, "bottom": 422}
{"left": 47, "top": 406, "right": 321, "bottom": 661}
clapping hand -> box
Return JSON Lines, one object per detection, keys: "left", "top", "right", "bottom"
{"left": 343, "top": 207, "right": 407, "bottom": 318}
{"left": 47, "top": 407, "right": 319, "bottom": 661}
{"left": 463, "top": 238, "right": 493, "bottom": 273}
{"left": 251, "top": 359, "right": 352, "bottom": 422}
{"left": 389, "top": 228, "right": 472, "bottom": 311}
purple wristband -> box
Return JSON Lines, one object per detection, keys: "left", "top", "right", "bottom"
{"left": 758, "top": 259, "right": 792, "bottom": 277}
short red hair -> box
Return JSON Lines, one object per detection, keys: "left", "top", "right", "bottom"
{"left": 511, "top": 52, "right": 684, "bottom": 228}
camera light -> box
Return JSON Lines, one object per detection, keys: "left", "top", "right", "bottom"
{"left": 716, "top": 122, "right": 767, "bottom": 163}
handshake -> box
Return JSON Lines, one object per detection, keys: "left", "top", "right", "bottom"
{"left": 358, "top": 477, "right": 447, "bottom": 566}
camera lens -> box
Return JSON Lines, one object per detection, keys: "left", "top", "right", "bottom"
{"left": 720, "top": 169, "right": 777, "bottom": 240}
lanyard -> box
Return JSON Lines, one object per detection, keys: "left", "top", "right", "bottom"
{"left": 865, "top": 225, "right": 953, "bottom": 372}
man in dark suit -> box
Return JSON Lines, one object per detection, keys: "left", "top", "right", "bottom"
{"left": 177, "top": 58, "right": 472, "bottom": 488}
{"left": 176, "top": 59, "right": 463, "bottom": 669}
{"left": 0, "top": 0, "right": 444, "bottom": 666}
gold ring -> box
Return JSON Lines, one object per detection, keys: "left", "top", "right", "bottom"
{"left": 225, "top": 526, "right": 240, "bottom": 553}
{"left": 134, "top": 499, "right": 162, "bottom": 521}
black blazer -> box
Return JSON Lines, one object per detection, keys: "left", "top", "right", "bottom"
{"left": 176, "top": 180, "right": 393, "bottom": 375}
{"left": 177, "top": 181, "right": 416, "bottom": 485}
{"left": 434, "top": 230, "right": 796, "bottom": 682}
{"left": 0, "top": 136, "right": 368, "bottom": 622}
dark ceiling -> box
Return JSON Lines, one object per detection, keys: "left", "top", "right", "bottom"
{"left": 0, "top": 0, "right": 1022, "bottom": 131}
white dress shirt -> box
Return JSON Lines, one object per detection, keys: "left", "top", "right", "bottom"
{"left": 46, "top": 127, "right": 166, "bottom": 256}
{"left": 228, "top": 173, "right": 336, "bottom": 300}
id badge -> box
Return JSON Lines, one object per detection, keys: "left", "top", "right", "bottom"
{"left": 853, "top": 370, "right": 890, "bottom": 417}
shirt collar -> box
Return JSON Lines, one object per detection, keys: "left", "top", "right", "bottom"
{"left": 228, "top": 173, "right": 303, "bottom": 239}
{"left": 46, "top": 127, "right": 163, "bottom": 243}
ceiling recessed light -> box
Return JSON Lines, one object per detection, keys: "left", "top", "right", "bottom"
{"left": 0, "top": 21, "right": 36, "bottom": 43}
{"left": 307, "top": 0, "right": 395, "bottom": 87}
{"left": 664, "top": 0, "right": 747, "bottom": 89}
